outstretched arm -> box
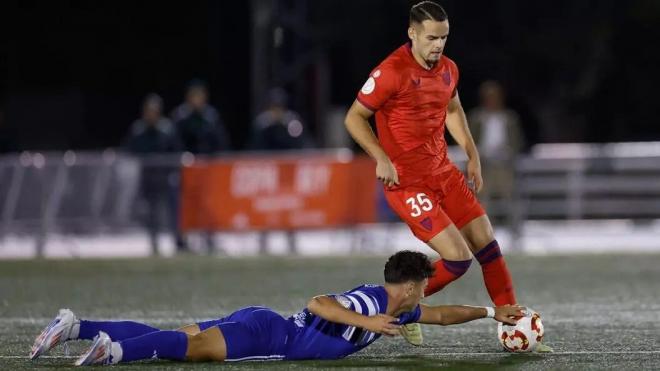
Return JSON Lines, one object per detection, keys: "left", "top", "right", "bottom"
{"left": 418, "top": 304, "right": 523, "bottom": 326}
{"left": 307, "top": 295, "right": 400, "bottom": 336}
{"left": 344, "top": 100, "right": 399, "bottom": 187}
{"left": 445, "top": 93, "right": 483, "bottom": 193}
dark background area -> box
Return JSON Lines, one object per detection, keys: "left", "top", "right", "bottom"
{"left": 2, "top": 0, "right": 659, "bottom": 151}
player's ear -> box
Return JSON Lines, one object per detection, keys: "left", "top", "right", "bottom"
{"left": 405, "top": 281, "right": 415, "bottom": 297}
{"left": 408, "top": 26, "right": 416, "bottom": 42}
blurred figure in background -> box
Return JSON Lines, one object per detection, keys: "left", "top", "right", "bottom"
{"left": 171, "top": 79, "right": 231, "bottom": 154}
{"left": 123, "top": 93, "right": 187, "bottom": 255}
{"left": 468, "top": 81, "right": 524, "bottom": 222}
{"left": 249, "top": 87, "right": 314, "bottom": 150}
{"left": 172, "top": 79, "right": 231, "bottom": 254}
{"left": 249, "top": 88, "right": 314, "bottom": 255}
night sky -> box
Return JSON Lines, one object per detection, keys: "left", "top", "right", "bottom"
{"left": 2, "top": 0, "right": 660, "bottom": 151}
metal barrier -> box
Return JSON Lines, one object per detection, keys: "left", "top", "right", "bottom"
{"left": 2, "top": 144, "right": 660, "bottom": 255}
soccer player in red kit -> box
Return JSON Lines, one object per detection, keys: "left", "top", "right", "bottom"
{"left": 344, "top": 1, "right": 541, "bottom": 349}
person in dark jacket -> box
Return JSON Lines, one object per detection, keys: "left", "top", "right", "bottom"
{"left": 124, "top": 94, "right": 187, "bottom": 255}
{"left": 171, "top": 79, "right": 231, "bottom": 154}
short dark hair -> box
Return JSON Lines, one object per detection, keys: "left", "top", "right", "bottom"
{"left": 409, "top": 1, "right": 448, "bottom": 25}
{"left": 186, "top": 78, "right": 208, "bottom": 94}
{"left": 384, "top": 250, "right": 435, "bottom": 284}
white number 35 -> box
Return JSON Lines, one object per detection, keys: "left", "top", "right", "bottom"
{"left": 406, "top": 193, "right": 433, "bottom": 217}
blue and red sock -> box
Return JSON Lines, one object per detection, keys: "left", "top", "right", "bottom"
{"left": 424, "top": 259, "right": 472, "bottom": 296}
{"left": 474, "top": 240, "right": 517, "bottom": 306}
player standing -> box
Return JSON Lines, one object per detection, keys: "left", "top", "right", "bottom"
{"left": 344, "top": 1, "right": 535, "bottom": 348}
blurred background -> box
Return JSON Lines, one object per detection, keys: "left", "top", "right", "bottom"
{"left": 1, "top": 0, "right": 660, "bottom": 258}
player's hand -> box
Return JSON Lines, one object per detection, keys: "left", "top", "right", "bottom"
{"left": 466, "top": 158, "right": 483, "bottom": 193}
{"left": 376, "top": 158, "right": 400, "bottom": 188}
{"left": 493, "top": 304, "right": 525, "bottom": 325}
{"left": 363, "top": 314, "right": 401, "bottom": 337}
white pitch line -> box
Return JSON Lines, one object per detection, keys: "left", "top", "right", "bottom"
{"left": 0, "top": 317, "right": 218, "bottom": 325}
{"left": 428, "top": 351, "right": 660, "bottom": 356}
{"left": 3, "top": 351, "right": 660, "bottom": 359}
{"left": 0, "top": 356, "right": 77, "bottom": 359}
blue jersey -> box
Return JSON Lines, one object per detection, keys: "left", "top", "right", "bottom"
{"left": 285, "top": 284, "right": 421, "bottom": 360}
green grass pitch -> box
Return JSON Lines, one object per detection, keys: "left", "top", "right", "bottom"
{"left": 1, "top": 254, "right": 660, "bottom": 370}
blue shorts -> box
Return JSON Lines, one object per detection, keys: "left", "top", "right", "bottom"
{"left": 197, "top": 306, "right": 295, "bottom": 361}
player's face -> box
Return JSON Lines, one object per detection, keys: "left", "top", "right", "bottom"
{"left": 142, "top": 102, "right": 161, "bottom": 124}
{"left": 187, "top": 88, "right": 208, "bottom": 110}
{"left": 404, "top": 278, "right": 427, "bottom": 309}
{"left": 408, "top": 20, "right": 449, "bottom": 65}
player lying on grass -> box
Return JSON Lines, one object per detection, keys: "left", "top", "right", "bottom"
{"left": 30, "top": 251, "right": 522, "bottom": 365}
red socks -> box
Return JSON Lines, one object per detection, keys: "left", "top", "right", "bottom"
{"left": 474, "top": 240, "right": 517, "bottom": 306}
{"left": 424, "top": 259, "right": 472, "bottom": 297}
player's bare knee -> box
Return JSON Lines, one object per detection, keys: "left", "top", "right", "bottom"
{"left": 177, "top": 324, "right": 201, "bottom": 336}
{"left": 185, "top": 329, "right": 225, "bottom": 362}
{"left": 428, "top": 227, "right": 473, "bottom": 261}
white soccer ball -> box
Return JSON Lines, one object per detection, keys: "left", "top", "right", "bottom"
{"left": 497, "top": 308, "right": 544, "bottom": 352}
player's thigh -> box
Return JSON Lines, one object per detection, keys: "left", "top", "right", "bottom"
{"left": 207, "top": 307, "right": 289, "bottom": 361}
{"left": 440, "top": 167, "right": 487, "bottom": 234}
{"left": 384, "top": 187, "right": 452, "bottom": 243}
{"left": 186, "top": 326, "right": 227, "bottom": 362}
{"left": 427, "top": 223, "right": 472, "bottom": 261}
{"left": 460, "top": 214, "right": 496, "bottom": 253}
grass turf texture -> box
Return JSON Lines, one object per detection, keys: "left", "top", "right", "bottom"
{"left": 1, "top": 254, "right": 660, "bottom": 370}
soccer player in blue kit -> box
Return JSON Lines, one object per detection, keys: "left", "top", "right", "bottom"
{"left": 30, "top": 251, "right": 522, "bottom": 365}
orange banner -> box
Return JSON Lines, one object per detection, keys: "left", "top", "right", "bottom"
{"left": 181, "top": 153, "right": 377, "bottom": 231}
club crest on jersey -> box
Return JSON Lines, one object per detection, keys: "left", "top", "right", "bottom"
{"left": 361, "top": 77, "right": 376, "bottom": 95}
{"left": 442, "top": 71, "right": 451, "bottom": 86}
{"left": 336, "top": 295, "right": 352, "bottom": 309}
{"left": 420, "top": 217, "right": 433, "bottom": 231}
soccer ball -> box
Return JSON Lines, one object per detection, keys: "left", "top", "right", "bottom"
{"left": 497, "top": 308, "right": 544, "bottom": 352}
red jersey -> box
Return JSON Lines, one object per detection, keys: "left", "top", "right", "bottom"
{"left": 357, "top": 43, "right": 459, "bottom": 187}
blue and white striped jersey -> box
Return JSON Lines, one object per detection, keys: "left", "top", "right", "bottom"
{"left": 285, "top": 284, "right": 421, "bottom": 360}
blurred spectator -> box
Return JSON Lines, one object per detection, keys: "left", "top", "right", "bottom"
{"left": 250, "top": 88, "right": 314, "bottom": 255}
{"left": 123, "top": 94, "right": 187, "bottom": 255}
{"left": 249, "top": 87, "right": 314, "bottom": 150}
{"left": 171, "top": 79, "right": 231, "bottom": 154}
{"left": 468, "top": 81, "right": 524, "bottom": 220}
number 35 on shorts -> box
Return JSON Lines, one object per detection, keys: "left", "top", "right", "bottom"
{"left": 406, "top": 193, "right": 433, "bottom": 217}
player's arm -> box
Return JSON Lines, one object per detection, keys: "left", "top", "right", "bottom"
{"left": 417, "top": 303, "right": 522, "bottom": 326}
{"left": 445, "top": 92, "right": 483, "bottom": 192}
{"left": 344, "top": 100, "right": 399, "bottom": 187}
{"left": 306, "top": 295, "right": 400, "bottom": 336}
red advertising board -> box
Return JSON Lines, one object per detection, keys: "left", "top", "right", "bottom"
{"left": 181, "top": 153, "right": 377, "bottom": 231}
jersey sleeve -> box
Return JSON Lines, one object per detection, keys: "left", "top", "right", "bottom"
{"left": 356, "top": 65, "right": 400, "bottom": 112}
{"left": 397, "top": 305, "right": 422, "bottom": 324}
{"left": 330, "top": 294, "right": 356, "bottom": 311}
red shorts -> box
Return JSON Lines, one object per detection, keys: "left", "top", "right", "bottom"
{"left": 384, "top": 165, "right": 485, "bottom": 242}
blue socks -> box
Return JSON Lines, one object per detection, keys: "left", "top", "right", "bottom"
{"left": 78, "top": 320, "right": 159, "bottom": 341}
{"left": 119, "top": 331, "right": 188, "bottom": 362}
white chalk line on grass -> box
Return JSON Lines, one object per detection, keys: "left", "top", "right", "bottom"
{"left": 0, "top": 317, "right": 220, "bottom": 325}
{"left": 3, "top": 351, "right": 660, "bottom": 359}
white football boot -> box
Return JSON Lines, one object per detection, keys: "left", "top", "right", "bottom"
{"left": 30, "top": 308, "right": 78, "bottom": 360}
{"left": 74, "top": 331, "right": 113, "bottom": 366}
{"left": 400, "top": 322, "right": 423, "bottom": 346}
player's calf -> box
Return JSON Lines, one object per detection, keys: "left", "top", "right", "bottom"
{"left": 474, "top": 240, "right": 516, "bottom": 306}
{"left": 424, "top": 258, "right": 472, "bottom": 296}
